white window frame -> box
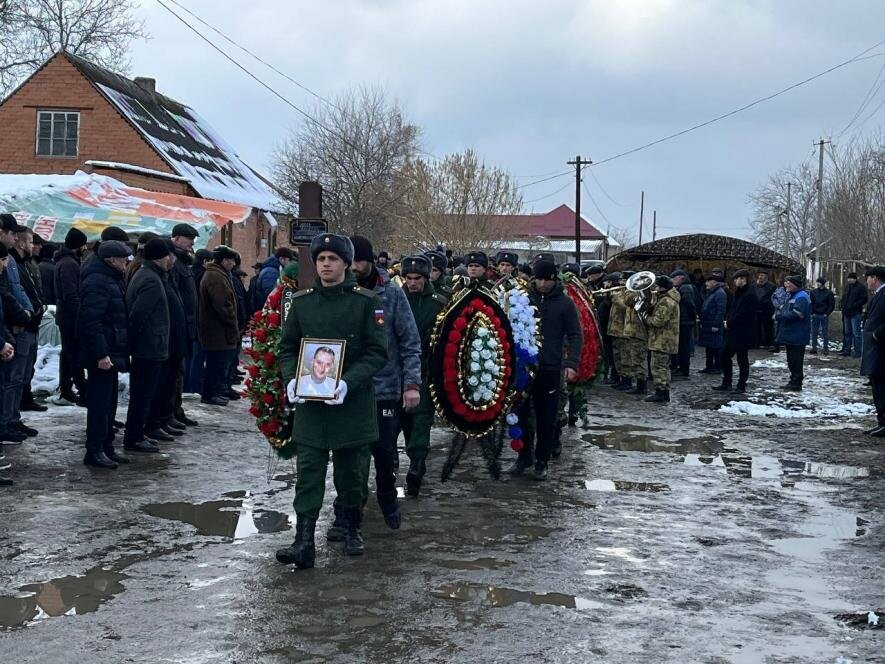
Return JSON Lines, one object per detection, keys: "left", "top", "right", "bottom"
{"left": 35, "top": 110, "right": 80, "bottom": 157}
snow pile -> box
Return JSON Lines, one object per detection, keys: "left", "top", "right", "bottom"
{"left": 751, "top": 359, "right": 787, "bottom": 369}
{"left": 31, "top": 345, "right": 130, "bottom": 400}
{"left": 720, "top": 396, "right": 873, "bottom": 419}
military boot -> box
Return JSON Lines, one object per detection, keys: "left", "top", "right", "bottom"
{"left": 342, "top": 507, "right": 365, "bottom": 556}
{"left": 378, "top": 491, "right": 401, "bottom": 530}
{"left": 326, "top": 502, "right": 346, "bottom": 542}
{"left": 626, "top": 378, "right": 647, "bottom": 395}
{"left": 645, "top": 388, "right": 670, "bottom": 403}
{"left": 275, "top": 515, "right": 316, "bottom": 568}
{"left": 406, "top": 459, "right": 426, "bottom": 496}
{"left": 613, "top": 377, "right": 633, "bottom": 391}
{"left": 712, "top": 381, "right": 733, "bottom": 391}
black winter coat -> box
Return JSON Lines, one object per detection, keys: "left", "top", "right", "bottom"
{"left": 596, "top": 294, "right": 612, "bottom": 335}
{"left": 231, "top": 272, "right": 248, "bottom": 331}
{"left": 127, "top": 261, "right": 170, "bottom": 361}
{"left": 169, "top": 246, "right": 197, "bottom": 342}
{"left": 0, "top": 267, "right": 29, "bottom": 330}
{"left": 753, "top": 281, "right": 776, "bottom": 312}
{"left": 163, "top": 271, "right": 188, "bottom": 360}
{"left": 38, "top": 259, "right": 56, "bottom": 306}
{"left": 724, "top": 285, "right": 758, "bottom": 351}
{"left": 54, "top": 248, "right": 82, "bottom": 330}
{"left": 13, "top": 250, "right": 43, "bottom": 334}
{"left": 677, "top": 283, "right": 698, "bottom": 324}
{"left": 78, "top": 256, "right": 129, "bottom": 371}
{"left": 810, "top": 287, "right": 835, "bottom": 315}
{"left": 841, "top": 281, "right": 868, "bottom": 318}
{"left": 530, "top": 280, "right": 583, "bottom": 372}
{"left": 0, "top": 292, "right": 14, "bottom": 346}
{"left": 861, "top": 288, "right": 885, "bottom": 376}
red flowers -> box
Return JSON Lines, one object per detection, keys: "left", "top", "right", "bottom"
{"left": 267, "top": 312, "right": 281, "bottom": 326}
{"left": 254, "top": 328, "right": 268, "bottom": 343}
{"left": 247, "top": 364, "right": 260, "bottom": 378}
{"left": 263, "top": 393, "right": 275, "bottom": 405}
{"left": 263, "top": 351, "right": 275, "bottom": 365}
{"left": 268, "top": 289, "right": 283, "bottom": 309}
{"left": 249, "top": 405, "right": 260, "bottom": 417}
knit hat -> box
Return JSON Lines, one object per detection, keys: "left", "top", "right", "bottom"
{"left": 785, "top": 275, "right": 804, "bottom": 288}
{"left": 310, "top": 234, "right": 354, "bottom": 265}
{"left": 98, "top": 240, "right": 132, "bottom": 259}
{"left": 38, "top": 243, "right": 57, "bottom": 261}
{"left": 64, "top": 227, "right": 88, "bottom": 250}
{"left": 282, "top": 261, "right": 300, "bottom": 280}
{"left": 144, "top": 238, "right": 171, "bottom": 261}
{"left": 401, "top": 255, "right": 431, "bottom": 278}
{"left": 496, "top": 251, "right": 518, "bottom": 266}
{"left": 0, "top": 213, "right": 20, "bottom": 232}
{"left": 171, "top": 223, "right": 199, "bottom": 238}
{"left": 350, "top": 235, "right": 374, "bottom": 263}
{"left": 213, "top": 244, "right": 238, "bottom": 261}
{"left": 100, "top": 226, "right": 129, "bottom": 242}
{"left": 533, "top": 260, "right": 557, "bottom": 280}
{"left": 655, "top": 275, "right": 674, "bottom": 290}
{"left": 465, "top": 251, "right": 488, "bottom": 268}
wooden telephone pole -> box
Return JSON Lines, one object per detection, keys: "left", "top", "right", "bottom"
{"left": 567, "top": 155, "right": 593, "bottom": 263}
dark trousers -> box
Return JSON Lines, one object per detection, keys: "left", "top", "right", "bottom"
{"left": 871, "top": 375, "right": 885, "bottom": 426}
{"left": 517, "top": 369, "right": 561, "bottom": 466}
{"left": 721, "top": 347, "right": 749, "bottom": 387}
{"left": 758, "top": 309, "right": 774, "bottom": 346}
{"left": 58, "top": 325, "right": 86, "bottom": 397}
{"left": 0, "top": 330, "right": 34, "bottom": 432}
{"left": 671, "top": 323, "right": 693, "bottom": 375}
{"left": 185, "top": 341, "right": 205, "bottom": 393}
{"left": 201, "top": 349, "right": 230, "bottom": 399}
{"left": 362, "top": 399, "right": 400, "bottom": 514}
{"left": 705, "top": 346, "right": 721, "bottom": 371}
{"left": 147, "top": 358, "right": 179, "bottom": 430}
{"left": 602, "top": 333, "right": 618, "bottom": 380}
{"left": 173, "top": 357, "right": 186, "bottom": 419}
{"left": 125, "top": 358, "right": 163, "bottom": 443}
{"left": 785, "top": 344, "right": 805, "bottom": 386}
{"left": 20, "top": 338, "right": 38, "bottom": 406}
{"left": 86, "top": 368, "right": 119, "bottom": 453}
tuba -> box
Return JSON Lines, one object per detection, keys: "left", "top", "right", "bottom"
{"left": 626, "top": 270, "right": 657, "bottom": 320}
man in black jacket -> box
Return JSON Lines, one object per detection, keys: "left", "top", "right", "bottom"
{"left": 809, "top": 276, "right": 836, "bottom": 354}
{"left": 123, "top": 239, "right": 173, "bottom": 453}
{"left": 78, "top": 241, "right": 132, "bottom": 468}
{"left": 13, "top": 227, "right": 46, "bottom": 415}
{"left": 37, "top": 243, "right": 56, "bottom": 306}
{"left": 54, "top": 227, "right": 89, "bottom": 405}
{"left": 860, "top": 266, "right": 885, "bottom": 436}
{"left": 840, "top": 272, "right": 867, "bottom": 358}
{"left": 0, "top": 242, "right": 29, "bottom": 447}
{"left": 714, "top": 269, "right": 757, "bottom": 393}
{"left": 508, "top": 260, "right": 582, "bottom": 480}
{"left": 0, "top": 249, "right": 16, "bottom": 483}
{"left": 669, "top": 270, "right": 698, "bottom": 378}
{"left": 168, "top": 224, "right": 199, "bottom": 427}
{"left": 753, "top": 272, "right": 776, "bottom": 348}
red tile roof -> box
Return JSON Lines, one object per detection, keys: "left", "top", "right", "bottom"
{"left": 490, "top": 204, "right": 606, "bottom": 239}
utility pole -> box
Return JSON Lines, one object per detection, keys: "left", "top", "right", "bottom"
{"left": 567, "top": 155, "right": 593, "bottom": 264}
{"left": 652, "top": 210, "right": 657, "bottom": 241}
{"left": 638, "top": 190, "right": 645, "bottom": 245}
{"left": 785, "top": 181, "right": 792, "bottom": 259}
{"left": 814, "top": 139, "right": 829, "bottom": 279}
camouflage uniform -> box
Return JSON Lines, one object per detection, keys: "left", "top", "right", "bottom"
{"left": 644, "top": 288, "right": 681, "bottom": 389}
{"left": 607, "top": 290, "right": 628, "bottom": 379}
{"left": 622, "top": 291, "right": 648, "bottom": 382}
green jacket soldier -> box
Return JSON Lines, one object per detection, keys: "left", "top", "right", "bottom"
{"left": 399, "top": 255, "right": 446, "bottom": 495}
{"left": 464, "top": 250, "right": 492, "bottom": 287}
{"left": 425, "top": 250, "right": 452, "bottom": 301}
{"left": 275, "top": 234, "right": 388, "bottom": 568}
{"left": 622, "top": 279, "right": 650, "bottom": 396}
{"left": 607, "top": 279, "right": 631, "bottom": 391}
{"left": 643, "top": 276, "right": 681, "bottom": 403}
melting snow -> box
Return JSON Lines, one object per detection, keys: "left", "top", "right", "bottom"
{"left": 720, "top": 399, "right": 873, "bottom": 419}
{"left": 31, "top": 345, "right": 129, "bottom": 399}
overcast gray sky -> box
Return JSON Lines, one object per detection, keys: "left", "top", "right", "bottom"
{"left": 131, "top": 0, "right": 884, "bottom": 242}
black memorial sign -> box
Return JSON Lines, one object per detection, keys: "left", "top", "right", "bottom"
{"left": 289, "top": 219, "right": 328, "bottom": 246}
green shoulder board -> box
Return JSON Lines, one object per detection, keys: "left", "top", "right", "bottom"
{"left": 292, "top": 288, "right": 314, "bottom": 299}
{"left": 352, "top": 286, "right": 376, "bottom": 298}
{"left": 432, "top": 293, "right": 448, "bottom": 306}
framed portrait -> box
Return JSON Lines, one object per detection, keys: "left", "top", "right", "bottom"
{"left": 295, "top": 338, "right": 346, "bottom": 400}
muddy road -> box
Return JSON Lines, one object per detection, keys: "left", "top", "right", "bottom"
{"left": 1, "top": 350, "right": 883, "bottom": 663}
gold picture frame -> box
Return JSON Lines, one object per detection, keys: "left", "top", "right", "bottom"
{"left": 295, "top": 338, "right": 346, "bottom": 401}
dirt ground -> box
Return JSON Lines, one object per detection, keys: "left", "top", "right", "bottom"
{"left": 0, "top": 349, "right": 882, "bottom": 663}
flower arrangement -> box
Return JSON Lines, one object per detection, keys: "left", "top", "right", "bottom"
{"left": 562, "top": 274, "right": 603, "bottom": 384}
{"left": 244, "top": 278, "right": 297, "bottom": 458}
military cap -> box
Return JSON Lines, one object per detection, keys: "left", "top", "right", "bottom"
{"left": 655, "top": 275, "right": 674, "bottom": 290}
{"left": 465, "top": 251, "right": 488, "bottom": 268}
{"left": 310, "top": 233, "right": 354, "bottom": 265}
{"left": 98, "top": 240, "right": 132, "bottom": 259}
{"left": 533, "top": 252, "right": 556, "bottom": 265}
{"left": 583, "top": 265, "right": 604, "bottom": 277}
{"left": 424, "top": 250, "right": 447, "bottom": 271}
{"left": 213, "top": 244, "right": 238, "bottom": 261}
{"left": 561, "top": 263, "right": 580, "bottom": 276}
{"left": 496, "top": 251, "right": 519, "bottom": 266}
{"left": 533, "top": 260, "right": 557, "bottom": 280}
{"left": 100, "top": 226, "right": 130, "bottom": 242}
{"left": 401, "top": 255, "right": 431, "bottom": 278}
{"left": 865, "top": 266, "right": 885, "bottom": 280}
{"left": 171, "top": 223, "right": 199, "bottom": 238}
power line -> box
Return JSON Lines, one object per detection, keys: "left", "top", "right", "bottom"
{"left": 163, "top": 0, "right": 337, "bottom": 109}
{"left": 515, "top": 169, "right": 573, "bottom": 189}
{"left": 836, "top": 60, "right": 885, "bottom": 138}
{"left": 523, "top": 180, "right": 571, "bottom": 204}
{"left": 593, "top": 37, "right": 885, "bottom": 167}
{"left": 582, "top": 179, "right": 611, "bottom": 226}
{"left": 587, "top": 168, "right": 625, "bottom": 206}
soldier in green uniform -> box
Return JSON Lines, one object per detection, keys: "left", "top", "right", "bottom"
{"left": 398, "top": 255, "right": 447, "bottom": 495}
{"left": 607, "top": 276, "right": 631, "bottom": 391}
{"left": 425, "top": 250, "right": 452, "bottom": 301}
{"left": 275, "top": 234, "right": 388, "bottom": 568}
{"left": 643, "top": 275, "right": 680, "bottom": 403}
{"left": 464, "top": 251, "right": 491, "bottom": 286}
{"left": 622, "top": 272, "right": 649, "bottom": 396}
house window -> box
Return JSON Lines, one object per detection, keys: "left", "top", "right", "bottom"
{"left": 36, "top": 111, "right": 79, "bottom": 156}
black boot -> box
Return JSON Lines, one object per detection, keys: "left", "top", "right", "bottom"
{"left": 342, "top": 507, "right": 365, "bottom": 556}
{"left": 83, "top": 450, "right": 117, "bottom": 469}
{"left": 378, "top": 491, "right": 401, "bottom": 530}
{"left": 326, "top": 502, "right": 346, "bottom": 542}
{"left": 275, "top": 515, "right": 316, "bottom": 568}
{"left": 613, "top": 377, "right": 633, "bottom": 391}
{"left": 712, "top": 381, "right": 732, "bottom": 391}
{"left": 626, "top": 379, "right": 647, "bottom": 395}
{"left": 105, "top": 447, "right": 130, "bottom": 464}
{"left": 644, "top": 388, "right": 670, "bottom": 403}
{"left": 505, "top": 456, "right": 532, "bottom": 475}
{"left": 406, "top": 459, "right": 426, "bottom": 496}
{"left": 732, "top": 383, "right": 747, "bottom": 394}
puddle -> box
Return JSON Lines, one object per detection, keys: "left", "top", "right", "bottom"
{"left": 685, "top": 452, "right": 870, "bottom": 484}
{"left": 434, "top": 582, "right": 606, "bottom": 610}
{"left": 581, "top": 429, "right": 721, "bottom": 455}
{"left": 585, "top": 479, "right": 670, "bottom": 493}
{"left": 0, "top": 566, "right": 126, "bottom": 629}
{"left": 438, "top": 557, "right": 515, "bottom": 571}
{"left": 143, "top": 495, "right": 291, "bottom": 539}
{"left": 349, "top": 615, "right": 386, "bottom": 628}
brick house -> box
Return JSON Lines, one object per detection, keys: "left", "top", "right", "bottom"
{"left": 0, "top": 50, "right": 283, "bottom": 269}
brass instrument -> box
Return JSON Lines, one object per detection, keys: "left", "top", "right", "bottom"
{"left": 593, "top": 285, "right": 626, "bottom": 295}
{"left": 626, "top": 270, "right": 657, "bottom": 320}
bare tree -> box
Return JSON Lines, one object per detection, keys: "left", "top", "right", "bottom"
{"left": 606, "top": 225, "right": 637, "bottom": 251}
{"left": 272, "top": 85, "right": 420, "bottom": 243}
{"left": 748, "top": 163, "right": 818, "bottom": 260}
{"left": 1, "top": 0, "right": 148, "bottom": 97}
{"left": 390, "top": 149, "right": 523, "bottom": 255}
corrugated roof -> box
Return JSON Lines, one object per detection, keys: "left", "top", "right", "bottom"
{"left": 65, "top": 52, "right": 279, "bottom": 211}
